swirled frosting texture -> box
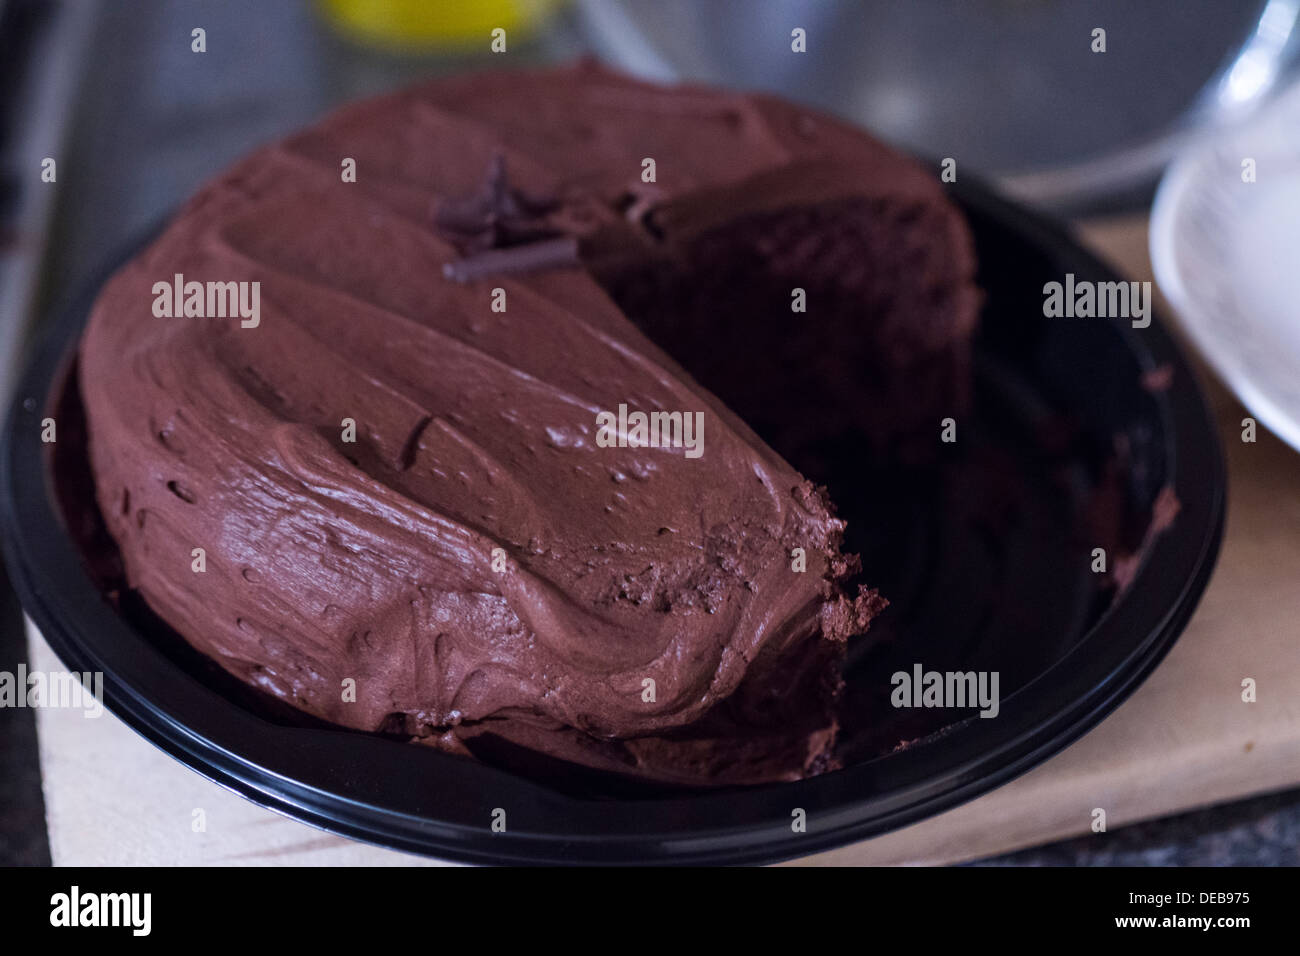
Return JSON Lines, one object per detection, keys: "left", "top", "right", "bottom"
{"left": 80, "top": 62, "right": 975, "bottom": 784}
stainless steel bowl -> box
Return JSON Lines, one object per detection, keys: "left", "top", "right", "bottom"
{"left": 576, "top": 0, "right": 1300, "bottom": 211}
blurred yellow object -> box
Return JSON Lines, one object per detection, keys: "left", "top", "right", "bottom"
{"left": 319, "top": 0, "right": 564, "bottom": 50}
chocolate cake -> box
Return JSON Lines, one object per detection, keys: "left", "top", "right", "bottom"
{"left": 76, "top": 62, "right": 979, "bottom": 786}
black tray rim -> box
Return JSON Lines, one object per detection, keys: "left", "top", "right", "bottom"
{"left": 0, "top": 177, "right": 1226, "bottom": 866}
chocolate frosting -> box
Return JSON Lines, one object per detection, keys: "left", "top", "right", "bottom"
{"left": 78, "top": 62, "right": 975, "bottom": 784}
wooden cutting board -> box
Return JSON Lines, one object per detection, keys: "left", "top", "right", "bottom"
{"left": 27, "top": 217, "right": 1300, "bottom": 865}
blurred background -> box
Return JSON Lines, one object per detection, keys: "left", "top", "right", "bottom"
{"left": 2, "top": 0, "right": 1299, "bottom": 866}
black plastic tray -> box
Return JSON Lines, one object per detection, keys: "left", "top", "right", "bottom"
{"left": 0, "top": 179, "right": 1225, "bottom": 865}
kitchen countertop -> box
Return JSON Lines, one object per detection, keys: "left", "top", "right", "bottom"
{"left": 2, "top": 0, "right": 1298, "bottom": 866}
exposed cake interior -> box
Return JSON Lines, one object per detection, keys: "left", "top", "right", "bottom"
{"left": 596, "top": 195, "right": 979, "bottom": 478}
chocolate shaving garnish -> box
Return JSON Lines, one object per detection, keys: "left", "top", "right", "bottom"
{"left": 436, "top": 154, "right": 581, "bottom": 281}
{"left": 435, "top": 153, "right": 562, "bottom": 254}
{"left": 442, "top": 236, "right": 580, "bottom": 284}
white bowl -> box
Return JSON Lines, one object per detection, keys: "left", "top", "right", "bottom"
{"left": 1151, "top": 81, "right": 1300, "bottom": 453}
